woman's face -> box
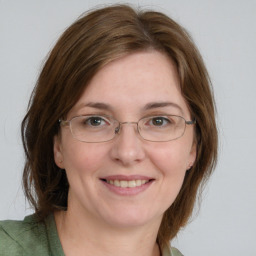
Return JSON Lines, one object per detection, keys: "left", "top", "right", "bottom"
{"left": 54, "top": 51, "right": 196, "bottom": 229}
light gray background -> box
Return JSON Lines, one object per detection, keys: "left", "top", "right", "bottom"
{"left": 1, "top": 0, "right": 256, "bottom": 255}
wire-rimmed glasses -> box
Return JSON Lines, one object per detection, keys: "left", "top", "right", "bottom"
{"left": 59, "top": 115, "right": 196, "bottom": 143}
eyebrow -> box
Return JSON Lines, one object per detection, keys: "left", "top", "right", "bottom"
{"left": 83, "top": 102, "right": 112, "bottom": 110}
{"left": 81, "top": 101, "right": 184, "bottom": 114}
{"left": 143, "top": 102, "right": 184, "bottom": 114}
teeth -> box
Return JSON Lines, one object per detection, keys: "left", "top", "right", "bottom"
{"left": 128, "top": 180, "right": 136, "bottom": 188}
{"left": 120, "top": 180, "right": 128, "bottom": 188}
{"left": 106, "top": 179, "right": 149, "bottom": 188}
{"left": 136, "top": 180, "right": 142, "bottom": 186}
{"left": 114, "top": 180, "right": 120, "bottom": 186}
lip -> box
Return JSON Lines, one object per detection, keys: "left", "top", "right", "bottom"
{"left": 100, "top": 175, "right": 153, "bottom": 181}
{"left": 100, "top": 175, "right": 155, "bottom": 196}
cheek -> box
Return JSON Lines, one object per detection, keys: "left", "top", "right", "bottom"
{"left": 62, "top": 140, "right": 109, "bottom": 175}
{"left": 148, "top": 142, "right": 190, "bottom": 176}
{"left": 145, "top": 143, "right": 190, "bottom": 214}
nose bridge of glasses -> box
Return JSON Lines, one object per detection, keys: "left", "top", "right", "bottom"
{"left": 114, "top": 121, "right": 138, "bottom": 134}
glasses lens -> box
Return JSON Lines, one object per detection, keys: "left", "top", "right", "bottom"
{"left": 70, "top": 115, "right": 118, "bottom": 142}
{"left": 66, "top": 115, "right": 188, "bottom": 143}
{"left": 138, "top": 115, "right": 186, "bottom": 142}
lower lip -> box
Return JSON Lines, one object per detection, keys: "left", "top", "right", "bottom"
{"left": 101, "top": 180, "right": 154, "bottom": 196}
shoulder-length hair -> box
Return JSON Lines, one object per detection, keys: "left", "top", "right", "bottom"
{"left": 22, "top": 4, "right": 218, "bottom": 248}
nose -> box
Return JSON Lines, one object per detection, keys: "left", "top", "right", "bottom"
{"left": 110, "top": 122, "right": 146, "bottom": 166}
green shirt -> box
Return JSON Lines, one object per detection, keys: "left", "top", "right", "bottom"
{"left": 0, "top": 214, "right": 183, "bottom": 256}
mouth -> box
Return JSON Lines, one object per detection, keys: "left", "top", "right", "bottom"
{"left": 101, "top": 179, "right": 152, "bottom": 188}
{"left": 99, "top": 175, "right": 155, "bottom": 195}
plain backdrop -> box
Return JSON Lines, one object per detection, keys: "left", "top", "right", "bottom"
{"left": 1, "top": 0, "right": 256, "bottom": 255}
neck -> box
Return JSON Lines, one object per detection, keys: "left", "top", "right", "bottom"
{"left": 54, "top": 209, "right": 162, "bottom": 256}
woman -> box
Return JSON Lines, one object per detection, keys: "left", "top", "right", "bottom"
{"left": 0, "top": 4, "right": 217, "bottom": 256}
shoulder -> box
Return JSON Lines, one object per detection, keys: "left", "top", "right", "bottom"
{"left": 171, "top": 247, "right": 183, "bottom": 256}
{"left": 0, "top": 214, "right": 50, "bottom": 256}
{"left": 162, "top": 244, "right": 183, "bottom": 256}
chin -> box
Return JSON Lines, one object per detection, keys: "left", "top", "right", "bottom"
{"left": 101, "top": 207, "right": 161, "bottom": 229}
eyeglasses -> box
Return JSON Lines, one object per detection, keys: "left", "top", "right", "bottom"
{"left": 59, "top": 115, "right": 196, "bottom": 143}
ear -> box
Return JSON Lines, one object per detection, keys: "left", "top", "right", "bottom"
{"left": 53, "top": 135, "right": 64, "bottom": 169}
{"left": 187, "top": 142, "right": 197, "bottom": 170}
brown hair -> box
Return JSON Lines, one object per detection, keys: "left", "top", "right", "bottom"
{"left": 22, "top": 4, "right": 217, "bottom": 247}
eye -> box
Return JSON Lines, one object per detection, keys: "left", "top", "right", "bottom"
{"left": 87, "top": 116, "right": 105, "bottom": 126}
{"left": 149, "top": 116, "right": 171, "bottom": 127}
{"left": 80, "top": 116, "right": 110, "bottom": 127}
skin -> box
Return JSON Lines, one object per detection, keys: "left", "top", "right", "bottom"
{"left": 54, "top": 50, "right": 196, "bottom": 256}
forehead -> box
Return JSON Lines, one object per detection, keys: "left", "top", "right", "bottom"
{"left": 69, "top": 51, "right": 190, "bottom": 118}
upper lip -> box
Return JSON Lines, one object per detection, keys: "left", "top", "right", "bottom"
{"left": 100, "top": 175, "right": 154, "bottom": 181}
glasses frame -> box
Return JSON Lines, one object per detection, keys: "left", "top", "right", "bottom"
{"left": 59, "top": 115, "right": 196, "bottom": 143}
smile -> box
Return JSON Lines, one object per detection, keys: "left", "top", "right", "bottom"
{"left": 100, "top": 175, "right": 154, "bottom": 195}
{"left": 106, "top": 179, "right": 149, "bottom": 188}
